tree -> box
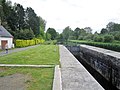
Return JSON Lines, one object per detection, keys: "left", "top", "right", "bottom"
{"left": 14, "top": 3, "right": 25, "bottom": 30}
{"left": 46, "top": 32, "right": 51, "bottom": 40}
{"left": 46, "top": 28, "right": 57, "bottom": 40}
{"left": 1, "top": 0, "right": 46, "bottom": 39}
{"left": 0, "top": 5, "right": 3, "bottom": 23}
{"left": 84, "top": 27, "right": 92, "bottom": 33}
{"left": 17, "top": 29, "right": 34, "bottom": 40}
{"left": 2, "top": 0, "right": 18, "bottom": 36}
{"left": 104, "top": 35, "right": 114, "bottom": 42}
{"left": 100, "top": 28, "right": 108, "bottom": 34}
{"left": 74, "top": 27, "right": 81, "bottom": 39}
{"left": 106, "top": 22, "right": 115, "bottom": 32}
{"left": 93, "top": 35, "right": 104, "bottom": 42}
{"left": 26, "top": 7, "right": 40, "bottom": 36}
{"left": 39, "top": 16, "right": 46, "bottom": 39}
{"left": 62, "top": 26, "right": 72, "bottom": 41}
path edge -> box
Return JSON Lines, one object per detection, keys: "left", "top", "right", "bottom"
{"left": 52, "top": 65, "right": 62, "bottom": 90}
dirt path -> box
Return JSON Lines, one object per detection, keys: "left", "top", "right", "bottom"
{"left": 0, "top": 73, "right": 30, "bottom": 90}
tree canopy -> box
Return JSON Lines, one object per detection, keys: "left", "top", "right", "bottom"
{"left": 0, "top": 0, "right": 46, "bottom": 40}
{"left": 46, "top": 28, "right": 57, "bottom": 40}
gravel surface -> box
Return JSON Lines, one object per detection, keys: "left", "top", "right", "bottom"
{"left": 0, "top": 73, "right": 30, "bottom": 90}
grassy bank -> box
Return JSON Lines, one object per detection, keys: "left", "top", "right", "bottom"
{"left": 0, "top": 45, "right": 59, "bottom": 65}
{"left": 0, "top": 67, "right": 54, "bottom": 90}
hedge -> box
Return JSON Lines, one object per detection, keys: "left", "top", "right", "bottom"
{"left": 69, "top": 40, "right": 120, "bottom": 52}
{"left": 15, "top": 39, "right": 45, "bottom": 48}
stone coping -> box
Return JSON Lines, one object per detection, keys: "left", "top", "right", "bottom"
{"left": 80, "top": 44, "right": 120, "bottom": 59}
{"left": 59, "top": 45, "right": 104, "bottom": 90}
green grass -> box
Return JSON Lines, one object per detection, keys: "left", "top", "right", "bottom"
{"left": 0, "top": 45, "right": 59, "bottom": 65}
{"left": 44, "top": 40, "right": 57, "bottom": 45}
{"left": 0, "top": 67, "right": 54, "bottom": 90}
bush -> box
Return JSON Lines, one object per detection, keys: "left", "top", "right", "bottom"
{"left": 93, "top": 36, "right": 104, "bottom": 42}
{"left": 78, "top": 36, "right": 84, "bottom": 40}
{"left": 69, "top": 40, "right": 120, "bottom": 52}
{"left": 104, "top": 35, "right": 114, "bottom": 42}
{"left": 114, "top": 33, "right": 120, "bottom": 40}
{"left": 15, "top": 39, "right": 45, "bottom": 47}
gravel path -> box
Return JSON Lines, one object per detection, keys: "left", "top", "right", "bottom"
{"left": 0, "top": 45, "right": 40, "bottom": 56}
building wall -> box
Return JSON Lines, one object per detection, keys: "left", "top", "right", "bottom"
{"left": 0, "top": 37, "right": 13, "bottom": 49}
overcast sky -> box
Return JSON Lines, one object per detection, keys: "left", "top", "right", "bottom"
{"left": 11, "top": 0, "right": 120, "bottom": 33}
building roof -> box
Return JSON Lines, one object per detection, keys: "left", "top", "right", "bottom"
{"left": 0, "top": 26, "right": 13, "bottom": 38}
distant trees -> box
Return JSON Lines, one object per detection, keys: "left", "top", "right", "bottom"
{"left": 60, "top": 21, "right": 120, "bottom": 43}
{"left": 0, "top": 0, "right": 46, "bottom": 40}
{"left": 74, "top": 27, "right": 81, "bottom": 39}
{"left": 62, "top": 26, "right": 71, "bottom": 41}
{"left": 100, "top": 28, "right": 108, "bottom": 34}
{"left": 94, "top": 22, "right": 120, "bottom": 42}
{"left": 60, "top": 26, "right": 93, "bottom": 41}
{"left": 46, "top": 28, "right": 57, "bottom": 40}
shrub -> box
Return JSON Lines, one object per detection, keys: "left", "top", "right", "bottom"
{"left": 93, "top": 36, "right": 104, "bottom": 42}
{"left": 15, "top": 39, "right": 45, "bottom": 48}
{"left": 104, "top": 35, "right": 114, "bottom": 42}
{"left": 78, "top": 36, "right": 84, "bottom": 40}
{"left": 69, "top": 40, "right": 120, "bottom": 52}
{"left": 114, "top": 33, "right": 120, "bottom": 40}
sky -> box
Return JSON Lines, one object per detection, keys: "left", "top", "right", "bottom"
{"left": 10, "top": 0, "right": 120, "bottom": 33}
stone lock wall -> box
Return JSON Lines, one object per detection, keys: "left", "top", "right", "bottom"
{"left": 80, "top": 45, "right": 120, "bottom": 90}
{"left": 65, "top": 46, "right": 80, "bottom": 56}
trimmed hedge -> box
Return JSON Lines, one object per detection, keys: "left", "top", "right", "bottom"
{"left": 15, "top": 39, "right": 45, "bottom": 47}
{"left": 69, "top": 40, "right": 120, "bottom": 52}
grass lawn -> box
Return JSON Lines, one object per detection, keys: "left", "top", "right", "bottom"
{"left": 0, "top": 67, "right": 54, "bottom": 90}
{"left": 0, "top": 45, "right": 59, "bottom": 65}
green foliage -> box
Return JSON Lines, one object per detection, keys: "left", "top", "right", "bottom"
{"left": 106, "top": 22, "right": 120, "bottom": 32}
{"left": 46, "top": 32, "right": 51, "bottom": 40}
{"left": 15, "top": 39, "right": 45, "bottom": 47}
{"left": 113, "top": 32, "right": 120, "bottom": 40}
{"left": 16, "top": 29, "right": 34, "bottom": 40}
{"left": 83, "top": 34, "right": 94, "bottom": 40}
{"left": 1, "top": 0, "right": 46, "bottom": 39}
{"left": 26, "top": 7, "right": 40, "bottom": 36}
{"left": 62, "top": 26, "right": 73, "bottom": 41}
{"left": 93, "top": 35, "right": 104, "bottom": 42}
{"left": 0, "top": 0, "right": 2, "bottom": 5}
{"left": 46, "top": 28, "right": 57, "bottom": 40}
{"left": 14, "top": 3, "right": 25, "bottom": 30}
{"left": 100, "top": 28, "right": 108, "bottom": 34}
{"left": 104, "top": 35, "right": 114, "bottom": 42}
{"left": 78, "top": 36, "right": 84, "bottom": 40}
{"left": 74, "top": 27, "right": 81, "bottom": 39}
{"left": 69, "top": 40, "right": 120, "bottom": 52}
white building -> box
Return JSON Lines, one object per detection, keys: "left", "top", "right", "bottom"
{"left": 0, "top": 26, "right": 13, "bottom": 49}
